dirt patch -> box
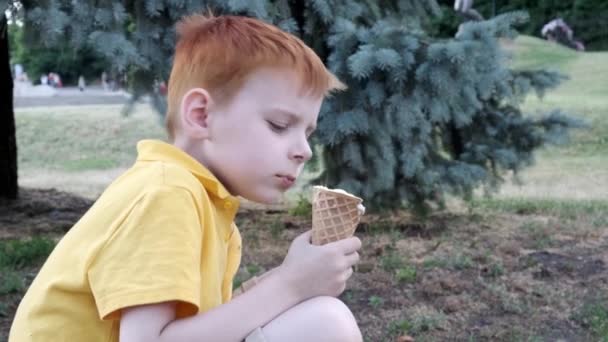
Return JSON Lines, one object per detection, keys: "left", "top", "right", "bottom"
{"left": 0, "top": 188, "right": 93, "bottom": 239}
{"left": 1, "top": 189, "right": 608, "bottom": 341}
{"left": 520, "top": 251, "right": 606, "bottom": 280}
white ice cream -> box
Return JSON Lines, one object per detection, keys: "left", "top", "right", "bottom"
{"left": 312, "top": 185, "right": 365, "bottom": 216}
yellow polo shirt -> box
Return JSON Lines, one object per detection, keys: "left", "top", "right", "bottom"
{"left": 9, "top": 140, "right": 242, "bottom": 342}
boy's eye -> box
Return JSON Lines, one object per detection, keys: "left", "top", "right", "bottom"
{"left": 267, "top": 121, "right": 288, "bottom": 132}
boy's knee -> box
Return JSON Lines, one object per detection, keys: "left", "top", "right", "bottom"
{"left": 308, "top": 296, "right": 362, "bottom": 342}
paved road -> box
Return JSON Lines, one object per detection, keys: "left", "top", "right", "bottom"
{"left": 14, "top": 86, "right": 132, "bottom": 108}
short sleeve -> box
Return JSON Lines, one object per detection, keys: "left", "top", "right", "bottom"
{"left": 222, "top": 224, "right": 242, "bottom": 301}
{"left": 88, "top": 185, "right": 203, "bottom": 321}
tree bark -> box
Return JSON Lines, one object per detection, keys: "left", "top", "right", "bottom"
{"left": 0, "top": 14, "right": 18, "bottom": 199}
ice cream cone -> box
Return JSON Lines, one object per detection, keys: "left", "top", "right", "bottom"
{"left": 311, "top": 186, "right": 365, "bottom": 245}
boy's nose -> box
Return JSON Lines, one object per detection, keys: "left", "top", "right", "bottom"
{"left": 291, "top": 139, "right": 313, "bottom": 163}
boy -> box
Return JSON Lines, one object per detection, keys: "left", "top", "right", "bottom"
{"left": 9, "top": 14, "right": 363, "bottom": 342}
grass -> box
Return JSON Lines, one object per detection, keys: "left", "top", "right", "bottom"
{"left": 288, "top": 196, "right": 313, "bottom": 217}
{"left": 387, "top": 308, "right": 449, "bottom": 340}
{"left": 0, "top": 270, "right": 24, "bottom": 295}
{"left": 395, "top": 265, "right": 417, "bottom": 284}
{"left": 494, "top": 36, "right": 608, "bottom": 201}
{"left": 0, "top": 237, "right": 56, "bottom": 269}
{"left": 16, "top": 104, "right": 166, "bottom": 172}
{"left": 574, "top": 298, "right": 608, "bottom": 341}
{"left": 15, "top": 104, "right": 166, "bottom": 198}
{"left": 0, "top": 238, "right": 56, "bottom": 297}
{"left": 520, "top": 220, "right": 554, "bottom": 249}
{"left": 507, "top": 36, "right": 580, "bottom": 72}
{"left": 367, "top": 295, "right": 384, "bottom": 309}
{"left": 408, "top": 305, "right": 448, "bottom": 334}
{"left": 472, "top": 197, "right": 608, "bottom": 219}
{"left": 380, "top": 250, "right": 404, "bottom": 272}
{"left": 388, "top": 318, "right": 412, "bottom": 336}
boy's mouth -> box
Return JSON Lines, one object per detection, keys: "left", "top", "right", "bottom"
{"left": 276, "top": 174, "right": 296, "bottom": 188}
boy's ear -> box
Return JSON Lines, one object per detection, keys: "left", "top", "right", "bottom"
{"left": 180, "top": 88, "right": 213, "bottom": 139}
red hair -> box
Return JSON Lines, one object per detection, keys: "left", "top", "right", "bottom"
{"left": 166, "top": 14, "right": 346, "bottom": 139}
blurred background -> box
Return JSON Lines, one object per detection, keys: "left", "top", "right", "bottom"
{"left": 1, "top": 1, "right": 607, "bottom": 341}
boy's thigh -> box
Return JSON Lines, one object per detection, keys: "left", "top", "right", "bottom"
{"left": 244, "top": 327, "right": 267, "bottom": 342}
{"left": 249, "top": 296, "right": 360, "bottom": 342}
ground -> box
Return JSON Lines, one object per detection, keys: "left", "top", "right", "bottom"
{"left": 2, "top": 188, "right": 607, "bottom": 341}
{"left": 2, "top": 35, "right": 608, "bottom": 341}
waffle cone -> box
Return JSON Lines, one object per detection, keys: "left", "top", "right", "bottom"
{"left": 311, "top": 186, "right": 364, "bottom": 245}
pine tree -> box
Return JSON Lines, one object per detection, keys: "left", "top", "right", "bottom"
{"left": 298, "top": 1, "right": 582, "bottom": 212}
{"left": 4, "top": 0, "right": 581, "bottom": 211}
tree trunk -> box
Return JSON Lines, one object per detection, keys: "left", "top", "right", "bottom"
{"left": 0, "top": 15, "right": 18, "bottom": 199}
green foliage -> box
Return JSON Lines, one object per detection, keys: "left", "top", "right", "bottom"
{"left": 574, "top": 298, "right": 608, "bottom": 340}
{"left": 10, "top": 0, "right": 582, "bottom": 212}
{"left": 0, "top": 301, "right": 9, "bottom": 317}
{"left": 388, "top": 318, "right": 412, "bottom": 336}
{"left": 367, "top": 295, "right": 384, "bottom": 309}
{"left": 380, "top": 250, "right": 404, "bottom": 272}
{"left": 0, "top": 270, "right": 24, "bottom": 295}
{"left": 246, "top": 263, "right": 262, "bottom": 275}
{"left": 422, "top": 258, "right": 449, "bottom": 270}
{"left": 408, "top": 306, "right": 448, "bottom": 333}
{"left": 449, "top": 253, "right": 474, "bottom": 270}
{"left": 288, "top": 196, "right": 313, "bottom": 217}
{"left": 341, "top": 289, "right": 354, "bottom": 304}
{"left": 232, "top": 273, "right": 245, "bottom": 290}
{"left": 309, "top": 4, "right": 581, "bottom": 212}
{"left": 486, "top": 261, "right": 505, "bottom": 278}
{"left": 7, "top": 22, "right": 25, "bottom": 65}
{"left": 422, "top": 253, "right": 473, "bottom": 271}
{"left": 395, "top": 264, "right": 418, "bottom": 283}
{"left": 0, "top": 237, "right": 55, "bottom": 269}
{"left": 269, "top": 219, "right": 283, "bottom": 240}
{"left": 519, "top": 220, "right": 553, "bottom": 249}
{"left": 437, "top": 0, "right": 608, "bottom": 51}
{"left": 8, "top": 23, "right": 109, "bottom": 85}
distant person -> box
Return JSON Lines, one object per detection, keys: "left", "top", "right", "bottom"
{"left": 78, "top": 75, "right": 86, "bottom": 91}
{"left": 101, "top": 71, "right": 109, "bottom": 91}
{"left": 541, "top": 18, "right": 585, "bottom": 51}
{"left": 55, "top": 73, "right": 63, "bottom": 88}
{"left": 454, "top": 0, "right": 483, "bottom": 21}
{"left": 14, "top": 63, "right": 23, "bottom": 79}
{"left": 48, "top": 73, "right": 62, "bottom": 88}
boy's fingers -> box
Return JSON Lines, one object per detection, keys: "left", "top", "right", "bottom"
{"left": 328, "top": 236, "right": 362, "bottom": 254}
{"left": 344, "top": 252, "right": 360, "bottom": 267}
{"left": 296, "top": 230, "right": 313, "bottom": 243}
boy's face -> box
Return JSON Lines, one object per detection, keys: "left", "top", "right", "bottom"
{"left": 190, "top": 68, "right": 323, "bottom": 204}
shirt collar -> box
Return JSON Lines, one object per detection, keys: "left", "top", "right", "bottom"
{"left": 136, "top": 139, "right": 238, "bottom": 202}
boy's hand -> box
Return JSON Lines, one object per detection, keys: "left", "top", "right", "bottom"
{"left": 278, "top": 230, "right": 361, "bottom": 300}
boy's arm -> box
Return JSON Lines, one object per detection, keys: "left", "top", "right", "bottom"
{"left": 120, "top": 232, "right": 362, "bottom": 342}
{"left": 120, "top": 268, "right": 300, "bottom": 342}
{"left": 233, "top": 267, "right": 277, "bottom": 296}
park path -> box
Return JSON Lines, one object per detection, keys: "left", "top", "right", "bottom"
{"left": 14, "top": 86, "right": 130, "bottom": 108}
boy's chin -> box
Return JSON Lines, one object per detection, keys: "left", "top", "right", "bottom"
{"left": 242, "top": 191, "right": 283, "bottom": 205}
